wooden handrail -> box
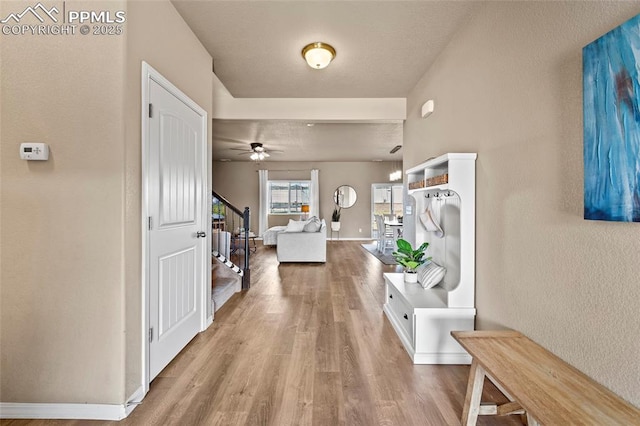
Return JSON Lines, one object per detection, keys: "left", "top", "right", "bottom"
{"left": 212, "top": 190, "right": 244, "bottom": 216}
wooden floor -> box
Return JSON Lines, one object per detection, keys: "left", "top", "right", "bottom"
{"left": 2, "top": 241, "right": 522, "bottom": 426}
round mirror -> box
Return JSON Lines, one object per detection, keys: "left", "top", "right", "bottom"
{"left": 334, "top": 185, "right": 357, "bottom": 208}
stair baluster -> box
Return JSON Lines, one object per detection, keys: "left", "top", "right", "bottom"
{"left": 212, "top": 190, "right": 251, "bottom": 290}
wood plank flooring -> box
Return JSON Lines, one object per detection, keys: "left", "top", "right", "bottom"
{"left": 2, "top": 241, "right": 521, "bottom": 426}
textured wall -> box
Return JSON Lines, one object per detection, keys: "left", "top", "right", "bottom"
{"left": 0, "top": 0, "right": 213, "bottom": 405}
{"left": 212, "top": 161, "right": 396, "bottom": 239}
{"left": 0, "top": 0, "right": 127, "bottom": 404}
{"left": 404, "top": 1, "right": 640, "bottom": 406}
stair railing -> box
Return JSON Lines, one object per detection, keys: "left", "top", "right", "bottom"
{"left": 212, "top": 190, "right": 251, "bottom": 290}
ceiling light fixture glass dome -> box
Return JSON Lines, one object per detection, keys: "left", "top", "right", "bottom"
{"left": 301, "top": 42, "right": 336, "bottom": 69}
{"left": 250, "top": 152, "right": 266, "bottom": 161}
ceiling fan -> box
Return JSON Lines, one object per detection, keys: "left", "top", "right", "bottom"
{"left": 230, "top": 142, "right": 282, "bottom": 161}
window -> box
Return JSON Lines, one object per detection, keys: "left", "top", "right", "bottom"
{"left": 269, "top": 181, "right": 310, "bottom": 214}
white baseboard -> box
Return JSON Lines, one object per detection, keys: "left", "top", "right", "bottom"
{"left": 205, "top": 315, "right": 214, "bottom": 328}
{"left": 125, "top": 385, "right": 146, "bottom": 417}
{"left": 0, "top": 402, "right": 128, "bottom": 420}
{"left": 1, "top": 386, "right": 145, "bottom": 420}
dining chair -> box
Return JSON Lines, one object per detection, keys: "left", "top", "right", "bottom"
{"left": 376, "top": 215, "right": 395, "bottom": 252}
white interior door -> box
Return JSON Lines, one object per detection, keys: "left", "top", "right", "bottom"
{"left": 148, "top": 77, "right": 206, "bottom": 380}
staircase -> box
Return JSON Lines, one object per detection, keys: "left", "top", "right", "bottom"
{"left": 212, "top": 254, "right": 242, "bottom": 312}
{"left": 211, "top": 190, "right": 251, "bottom": 312}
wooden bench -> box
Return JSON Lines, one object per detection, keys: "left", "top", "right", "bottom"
{"left": 451, "top": 330, "right": 640, "bottom": 425}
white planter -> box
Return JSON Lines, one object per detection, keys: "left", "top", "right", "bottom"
{"left": 331, "top": 222, "right": 341, "bottom": 232}
{"left": 404, "top": 271, "right": 418, "bottom": 283}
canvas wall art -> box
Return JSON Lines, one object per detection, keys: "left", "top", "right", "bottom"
{"left": 583, "top": 14, "right": 640, "bottom": 222}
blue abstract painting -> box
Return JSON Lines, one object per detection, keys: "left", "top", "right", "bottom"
{"left": 583, "top": 14, "right": 640, "bottom": 222}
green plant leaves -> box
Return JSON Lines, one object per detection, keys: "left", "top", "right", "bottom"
{"left": 332, "top": 206, "right": 341, "bottom": 222}
{"left": 392, "top": 239, "right": 431, "bottom": 272}
{"left": 396, "top": 239, "right": 412, "bottom": 253}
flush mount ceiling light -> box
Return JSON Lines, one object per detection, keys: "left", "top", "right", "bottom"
{"left": 301, "top": 42, "right": 336, "bottom": 69}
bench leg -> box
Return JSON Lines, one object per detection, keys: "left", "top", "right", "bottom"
{"left": 461, "top": 359, "right": 486, "bottom": 426}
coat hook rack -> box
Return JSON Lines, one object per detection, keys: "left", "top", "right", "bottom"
{"left": 425, "top": 190, "right": 456, "bottom": 199}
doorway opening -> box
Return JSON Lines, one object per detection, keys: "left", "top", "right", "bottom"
{"left": 371, "top": 183, "right": 403, "bottom": 238}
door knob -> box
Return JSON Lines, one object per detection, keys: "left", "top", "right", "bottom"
{"left": 196, "top": 231, "right": 207, "bottom": 238}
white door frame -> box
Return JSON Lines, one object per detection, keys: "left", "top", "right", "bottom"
{"left": 141, "top": 62, "right": 211, "bottom": 393}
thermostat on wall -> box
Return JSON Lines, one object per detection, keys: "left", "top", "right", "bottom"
{"left": 20, "top": 143, "right": 49, "bottom": 160}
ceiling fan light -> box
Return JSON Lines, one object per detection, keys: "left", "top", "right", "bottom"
{"left": 250, "top": 142, "right": 265, "bottom": 152}
{"left": 250, "top": 152, "right": 259, "bottom": 161}
{"left": 302, "top": 42, "right": 336, "bottom": 69}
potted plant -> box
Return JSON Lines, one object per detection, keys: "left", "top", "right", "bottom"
{"left": 392, "top": 239, "right": 431, "bottom": 283}
{"left": 331, "top": 206, "right": 341, "bottom": 232}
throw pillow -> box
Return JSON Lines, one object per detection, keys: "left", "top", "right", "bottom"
{"left": 285, "top": 219, "right": 306, "bottom": 233}
{"left": 417, "top": 261, "right": 446, "bottom": 289}
{"left": 303, "top": 216, "right": 321, "bottom": 232}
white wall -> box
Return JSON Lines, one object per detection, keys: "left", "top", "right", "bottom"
{"left": 404, "top": 2, "right": 640, "bottom": 406}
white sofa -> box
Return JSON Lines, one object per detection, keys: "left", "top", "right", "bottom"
{"left": 276, "top": 219, "right": 327, "bottom": 263}
{"left": 262, "top": 225, "right": 287, "bottom": 246}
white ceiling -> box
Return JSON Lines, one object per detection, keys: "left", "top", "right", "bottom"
{"left": 171, "top": 1, "right": 482, "bottom": 161}
{"left": 213, "top": 119, "right": 404, "bottom": 162}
